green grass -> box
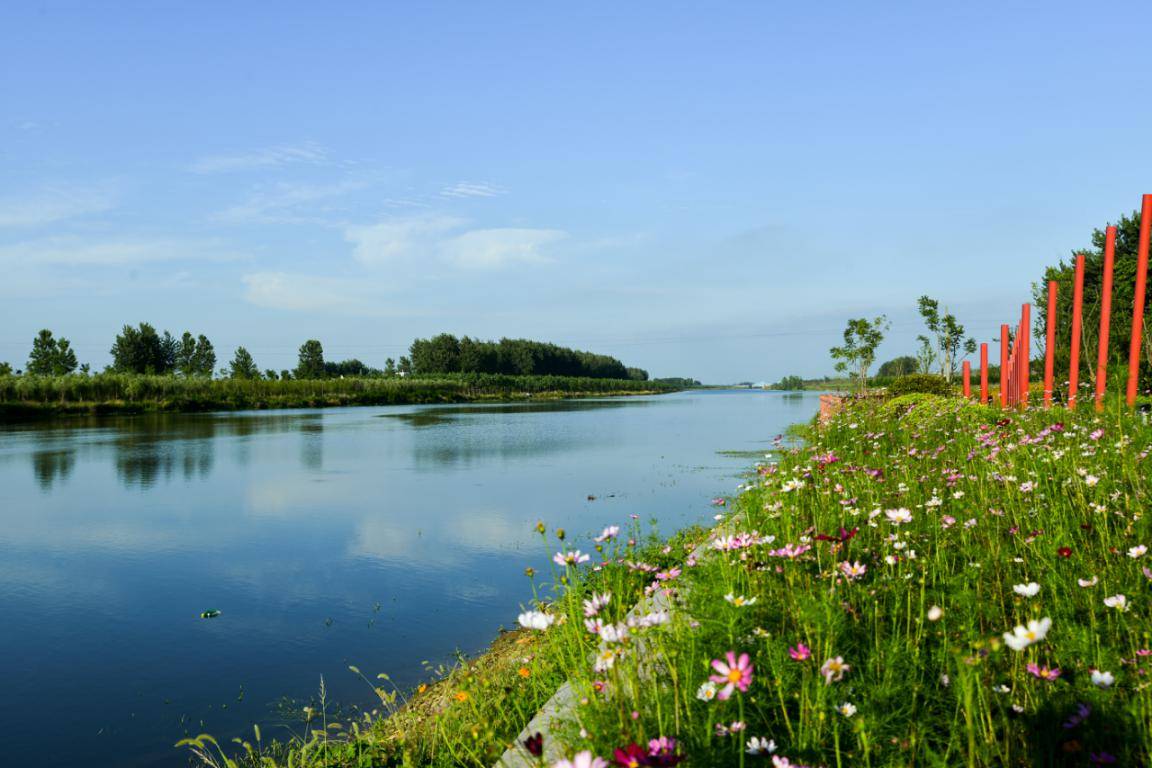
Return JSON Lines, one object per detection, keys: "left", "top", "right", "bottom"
{"left": 181, "top": 392, "right": 1152, "bottom": 767}
{"left": 0, "top": 373, "right": 679, "bottom": 418}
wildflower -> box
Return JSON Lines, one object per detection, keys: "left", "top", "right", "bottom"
{"left": 1078, "top": 576, "right": 1098, "bottom": 588}
{"left": 1013, "top": 582, "right": 1041, "bottom": 598}
{"left": 583, "top": 593, "right": 611, "bottom": 617}
{"left": 788, "top": 643, "right": 811, "bottom": 661}
{"left": 1085, "top": 474, "right": 1100, "bottom": 487}
{"left": 1103, "top": 594, "right": 1129, "bottom": 612}
{"left": 455, "top": 690, "right": 470, "bottom": 702}
{"left": 885, "top": 508, "right": 913, "bottom": 525}
{"left": 611, "top": 743, "right": 646, "bottom": 768}
{"left": 646, "top": 736, "right": 683, "bottom": 767}
{"left": 1003, "top": 617, "right": 1051, "bottom": 651}
{"left": 1019, "top": 481, "right": 1035, "bottom": 493}
{"left": 709, "top": 651, "right": 754, "bottom": 699}
{"left": 518, "top": 667, "right": 531, "bottom": 678}
{"left": 655, "top": 567, "right": 681, "bottom": 581}
{"left": 820, "top": 656, "right": 850, "bottom": 684}
{"left": 524, "top": 733, "right": 544, "bottom": 757}
{"left": 629, "top": 611, "right": 670, "bottom": 629}
{"left": 554, "top": 550, "right": 590, "bottom": 567}
{"left": 838, "top": 702, "right": 857, "bottom": 717}
{"left": 728, "top": 721, "right": 746, "bottom": 733}
{"left": 594, "top": 648, "right": 620, "bottom": 672}
{"left": 839, "top": 561, "right": 867, "bottom": 580}
{"left": 554, "top": 751, "right": 609, "bottom": 768}
{"left": 746, "top": 737, "right": 777, "bottom": 755}
{"left": 1057, "top": 546, "right": 1073, "bottom": 558}
{"left": 518, "top": 610, "right": 555, "bottom": 631}
{"left": 600, "top": 623, "right": 629, "bottom": 644}
{"left": 1089, "top": 428, "right": 1105, "bottom": 441}
{"left": 927, "top": 605, "right": 944, "bottom": 622}
{"left": 1063, "top": 703, "right": 1091, "bottom": 729}
{"left": 695, "top": 681, "right": 718, "bottom": 701}
{"left": 594, "top": 526, "right": 620, "bottom": 543}
{"left": 993, "top": 684, "right": 1010, "bottom": 694}
{"left": 1090, "top": 670, "right": 1115, "bottom": 689}
{"left": 724, "top": 593, "right": 758, "bottom": 607}
{"left": 1090, "top": 751, "right": 1117, "bottom": 764}
{"left": 1026, "top": 663, "right": 1062, "bottom": 681}
{"left": 941, "top": 515, "right": 956, "bottom": 529}
{"left": 771, "top": 758, "right": 793, "bottom": 768}
{"left": 1128, "top": 545, "right": 1147, "bottom": 559}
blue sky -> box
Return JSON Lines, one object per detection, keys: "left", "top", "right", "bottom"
{"left": 2, "top": 1, "right": 1150, "bottom": 382}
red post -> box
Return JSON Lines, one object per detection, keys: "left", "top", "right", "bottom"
{"left": 1068, "top": 254, "right": 1086, "bottom": 409}
{"left": 1096, "top": 226, "right": 1117, "bottom": 411}
{"left": 980, "top": 343, "right": 989, "bottom": 404}
{"left": 962, "top": 360, "right": 971, "bottom": 397}
{"left": 1000, "top": 324, "right": 1010, "bottom": 408}
{"left": 1127, "top": 194, "right": 1152, "bottom": 408}
{"left": 1044, "top": 280, "right": 1058, "bottom": 407}
{"left": 1020, "top": 304, "right": 1031, "bottom": 407}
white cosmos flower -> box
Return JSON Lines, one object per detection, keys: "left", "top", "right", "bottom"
{"left": 1078, "top": 576, "right": 1098, "bottom": 588}
{"left": 582, "top": 592, "right": 611, "bottom": 617}
{"left": 1091, "top": 670, "right": 1115, "bottom": 688}
{"left": 885, "top": 508, "right": 913, "bottom": 525}
{"left": 554, "top": 550, "right": 591, "bottom": 567}
{"left": 724, "top": 593, "right": 758, "bottom": 607}
{"left": 1104, "top": 594, "right": 1129, "bottom": 611}
{"left": 593, "top": 526, "right": 620, "bottom": 543}
{"left": 696, "top": 680, "right": 719, "bottom": 701}
{"left": 746, "top": 736, "right": 777, "bottom": 755}
{"left": 1085, "top": 474, "right": 1100, "bottom": 486}
{"left": 1012, "top": 582, "right": 1041, "bottom": 598}
{"left": 517, "top": 610, "right": 555, "bottom": 631}
{"left": 1128, "top": 545, "right": 1147, "bottom": 559}
{"left": 838, "top": 702, "right": 857, "bottom": 717}
{"left": 1003, "top": 617, "right": 1051, "bottom": 651}
{"left": 927, "top": 605, "right": 944, "bottom": 622}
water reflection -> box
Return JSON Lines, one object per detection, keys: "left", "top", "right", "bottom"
{"left": 31, "top": 449, "right": 76, "bottom": 490}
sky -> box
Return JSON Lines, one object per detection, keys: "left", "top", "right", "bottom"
{"left": 2, "top": 1, "right": 1151, "bottom": 383}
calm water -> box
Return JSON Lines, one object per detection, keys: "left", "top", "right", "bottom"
{"left": 0, "top": 389, "right": 818, "bottom": 767}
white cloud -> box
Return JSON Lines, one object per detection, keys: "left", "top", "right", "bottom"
{"left": 0, "top": 186, "right": 115, "bottom": 228}
{"left": 344, "top": 214, "right": 464, "bottom": 265}
{"left": 0, "top": 235, "right": 240, "bottom": 266}
{"left": 441, "top": 227, "right": 565, "bottom": 269}
{"left": 241, "top": 271, "right": 409, "bottom": 316}
{"left": 190, "top": 142, "right": 328, "bottom": 174}
{"left": 216, "top": 179, "right": 367, "bottom": 224}
{"left": 439, "top": 181, "right": 507, "bottom": 199}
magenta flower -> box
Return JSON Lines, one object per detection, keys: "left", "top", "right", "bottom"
{"left": 1025, "top": 663, "right": 1062, "bottom": 681}
{"left": 709, "top": 651, "right": 754, "bottom": 699}
{"left": 788, "top": 643, "right": 811, "bottom": 661}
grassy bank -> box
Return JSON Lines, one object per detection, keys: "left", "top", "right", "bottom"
{"left": 0, "top": 373, "right": 680, "bottom": 419}
{"left": 182, "top": 392, "right": 1152, "bottom": 767}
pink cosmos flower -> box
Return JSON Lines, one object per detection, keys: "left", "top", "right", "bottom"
{"left": 1026, "top": 663, "right": 1062, "bottom": 681}
{"left": 554, "top": 751, "right": 609, "bottom": 768}
{"left": 788, "top": 643, "right": 811, "bottom": 661}
{"left": 709, "top": 651, "right": 754, "bottom": 699}
{"left": 820, "top": 656, "right": 850, "bottom": 684}
{"left": 554, "top": 550, "right": 591, "bottom": 567}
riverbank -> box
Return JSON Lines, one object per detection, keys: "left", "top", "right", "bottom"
{"left": 0, "top": 373, "right": 681, "bottom": 420}
{"left": 178, "top": 390, "right": 1152, "bottom": 766}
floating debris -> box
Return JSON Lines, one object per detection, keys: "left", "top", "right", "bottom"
{"left": 200, "top": 609, "right": 221, "bottom": 619}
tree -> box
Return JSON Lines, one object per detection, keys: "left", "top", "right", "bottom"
{"left": 383, "top": 357, "right": 397, "bottom": 377}
{"left": 192, "top": 335, "right": 216, "bottom": 377}
{"left": 877, "top": 355, "right": 918, "bottom": 378}
{"left": 280, "top": 369, "right": 293, "bottom": 381}
{"left": 110, "top": 323, "right": 176, "bottom": 374}
{"left": 228, "top": 347, "right": 260, "bottom": 379}
{"left": 264, "top": 369, "right": 279, "bottom": 380}
{"left": 27, "top": 329, "right": 78, "bottom": 375}
{"left": 295, "top": 340, "right": 326, "bottom": 379}
{"left": 830, "top": 316, "right": 889, "bottom": 392}
{"left": 398, "top": 356, "right": 412, "bottom": 375}
{"left": 770, "top": 375, "right": 806, "bottom": 391}
{"left": 176, "top": 332, "right": 198, "bottom": 376}
{"left": 0, "top": 362, "right": 13, "bottom": 376}
{"left": 917, "top": 296, "right": 975, "bottom": 383}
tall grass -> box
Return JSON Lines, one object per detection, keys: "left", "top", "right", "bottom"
{"left": 0, "top": 373, "right": 678, "bottom": 415}
{"left": 182, "top": 392, "right": 1152, "bottom": 767}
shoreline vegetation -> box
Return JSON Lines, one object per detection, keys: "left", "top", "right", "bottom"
{"left": 0, "top": 373, "right": 688, "bottom": 420}
{"left": 181, "top": 387, "right": 1152, "bottom": 767}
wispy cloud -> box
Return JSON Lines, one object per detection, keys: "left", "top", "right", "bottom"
{"left": 241, "top": 272, "right": 415, "bottom": 316}
{"left": 0, "top": 235, "right": 240, "bottom": 266}
{"left": 216, "top": 179, "right": 368, "bottom": 224}
{"left": 0, "top": 185, "right": 116, "bottom": 228}
{"left": 344, "top": 214, "right": 465, "bottom": 265}
{"left": 190, "top": 142, "right": 328, "bottom": 174}
{"left": 441, "top": 227, "right": 565, "bottom": 269}
{"left": 439, "top": 181, "right": 507, "bottom": 199}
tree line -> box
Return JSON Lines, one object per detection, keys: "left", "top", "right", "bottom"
{"left": 406, "top": 333, "right": 648, "bottom": 380}
{"left": 1, "top": 326, "right": 663, "bottom": 383}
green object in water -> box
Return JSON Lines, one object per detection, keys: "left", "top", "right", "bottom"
{"left": 200, "top": 609, "right": 221, "bottom": 619}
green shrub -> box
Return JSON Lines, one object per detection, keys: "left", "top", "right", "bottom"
{"left": 886, "top": 373, "right": 954, "bottom": 397}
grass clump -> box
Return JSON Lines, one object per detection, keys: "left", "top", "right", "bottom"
{"left": 184, "top": 394, "right": 1152, "bottom": 767}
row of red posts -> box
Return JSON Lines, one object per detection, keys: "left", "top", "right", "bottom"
{"left": 961, "top": 193, "right": 1152, "bottom": 411}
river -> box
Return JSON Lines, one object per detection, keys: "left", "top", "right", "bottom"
{"left": 0, "top": 389, "right": 819, "bottom": 767}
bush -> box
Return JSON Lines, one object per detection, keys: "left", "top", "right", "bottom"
{"left": 886, "top": 373, "right": 954, "bottom": 397}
